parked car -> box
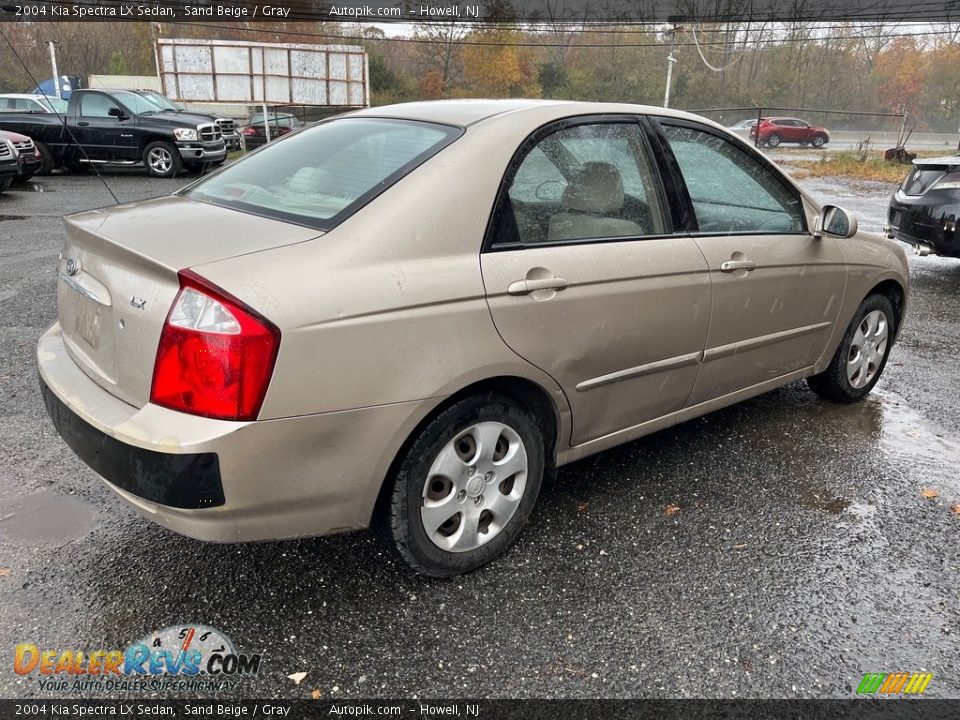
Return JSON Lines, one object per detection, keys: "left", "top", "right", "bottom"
{"left": 887, "top": 155, "right": 960, "bottom": 258}
{"left": 240, "top": 112, "right": 301, "bottom": 150}
{"left": 0, "top": 93, "right": 68, "bottom": 115}
{"left": 38, "top": 100, "right": 908, "bottom": 577}
{"left": 130, "top": 90, "right": 241, "bottom": 151}
{"left": 0, "top": 129, "right": 42, "bottom": 181}
{"left": 751, "top": 117, "right": 830, "bottom": 148}
{"left": 0, "top": 89, "right": 226, "bottom": 178}
{"left": 0, "top": 136, "right": 18, "bottom": 192}
{"left": 727, "top": 118, "right": 758, "bottom": 131}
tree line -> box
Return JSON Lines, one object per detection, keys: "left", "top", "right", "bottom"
{"left": 2, "top": 21, "right": 958, "bottom": 132}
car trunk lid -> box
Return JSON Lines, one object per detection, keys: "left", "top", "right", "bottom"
{"left": 57, "top": 195, "right": 320, "bottom": 408}
{"left": 901, "top": 157, "right": 960, "bottom": 196}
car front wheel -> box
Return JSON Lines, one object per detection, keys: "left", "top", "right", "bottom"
{"left": 143, "top": 141, "right": 181, "bottom": 178}
{"left": 376, "top": 394, "right": 545, "bottom": 577}
{"left": 808, "top": 294, "right": 896, "bottom": 403}
{"left": 811, "top": 134, "right": 827, "bottom": 148}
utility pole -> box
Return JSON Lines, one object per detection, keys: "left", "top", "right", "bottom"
{"left": 47, "top": 41, "right": 61, "bottom": 99}
{"left": 663, "top": 23, "right": 682, "bottom": 108}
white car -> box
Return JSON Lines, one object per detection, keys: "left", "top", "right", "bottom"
{"left": 0, "top": 93, "right": 68, "bottom": 114}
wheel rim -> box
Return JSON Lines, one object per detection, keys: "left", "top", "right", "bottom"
{"left": 420, "top": 421, "right": 528, "bottom": 553}
{"left": 846, "top": 309, "right": 889, "bottom": 389}
{"left": 147, "top": 147, "right": 172, "bottom": 174}
{"left": 768, "top": 135, "right": 780, "bottom": 146}
{"left": 813, "top": 136, "right": 824, "bottom": 147}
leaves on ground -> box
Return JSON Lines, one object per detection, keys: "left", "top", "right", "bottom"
{"left": 664, "top": 504, "right": 681, "bottom": 517}
{"left": 0, "top": 568, "right": 9, "bottom": 577}
{"left": 921, "top": 488, "right": 940, "bottom": 499}
{"left": 287, "top": 672, "right": 307, "bottom": 685}
{"left": 310, "top": 689, "right": 323, "bottom": 700}
{"left": 577, "top": 500, "right": 589, "bottom": 513}
{"left": 950, "top": 504, "right": 960, "bottom": 516}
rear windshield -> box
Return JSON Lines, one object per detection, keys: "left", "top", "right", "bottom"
{"left": 902, "top": 166, "right": 952, "bottom": 196}
{"left": 249, "top": 113, "right": 299, "bottom": 127}
{"left": 182, "top": 117, "right": 462, "bottom": 230}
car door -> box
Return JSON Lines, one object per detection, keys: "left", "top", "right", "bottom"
{"left": 654, "top": 119, "right": 847, "bottom": 405}
{"left": 794, "top": 120, "right": 812, "bottom": 143}
{"left": 74, "top": 92, "right": 136, "bottom": 161}
{"left": 481, "top": 117, "right": 711, "bottom": 446}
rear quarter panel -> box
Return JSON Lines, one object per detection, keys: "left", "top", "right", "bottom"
{"left": 189, "top": 111, "right": 574, "bottom": 423}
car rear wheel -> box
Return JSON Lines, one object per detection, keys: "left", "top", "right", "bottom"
{"left": 766, "top": 133, "right": 781, "bottom": 147}
{"left": 811, "top": 134, "right": 827, "bottom": 148}
{"left": 143, "top": 141, "right": 181, "bottom": 179}
{"left": 808, "top": 294, "right": 896, "bottom": 403}
{"left": 376, "top": 394, "right": 545, "bottom": 577}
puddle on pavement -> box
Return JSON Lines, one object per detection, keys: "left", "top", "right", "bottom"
{"left": 792, "top": 388, "right": 960, "bottom": 513}
{"left": 0, "top": 490, "right": 98, "bottom": 548}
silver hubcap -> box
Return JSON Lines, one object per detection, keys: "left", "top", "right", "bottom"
{"left": 847, "top": 309, "right": 889, "bottom": 389}
{"left": 147, "top": 147, "right": 172, "bottom": 174}
{"left": 420, "top": 422, "right": 528, "bottom": 553}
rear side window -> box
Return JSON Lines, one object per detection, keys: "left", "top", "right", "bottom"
{"left": 495, "top": 121, "right": 667, "bottom": 246}
{"left": 661, "top": 124, "right": 805, "bottom": 234}
{"left": 183, "top": 118, "right": 462, "bottom": 230}
{"left": 901, "top": 167, "right": 950, "bottom": 196}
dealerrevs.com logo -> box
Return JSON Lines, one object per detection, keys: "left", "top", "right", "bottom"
{"left": 14, "top": 625, "right": 261, "bottom": 693}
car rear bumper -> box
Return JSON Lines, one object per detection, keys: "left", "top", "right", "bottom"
{"left": 37, "top": 322, "right": 429, "bottom": 543}
{"left": 888, "top": 192, "right": 960, "bottom": 258}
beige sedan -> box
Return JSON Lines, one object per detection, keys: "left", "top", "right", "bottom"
{"left": 39, "top": 100, "right": 909, "bottom": 576}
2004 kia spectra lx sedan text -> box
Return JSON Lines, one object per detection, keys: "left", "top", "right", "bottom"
{"left": 39, "top": 100, "right": 909, "bottom": 577}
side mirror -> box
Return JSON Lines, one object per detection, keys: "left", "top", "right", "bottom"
{"left": 108, "top": 107, "right": 128, "bottom": 120}
{"left": 813, "top": 205, "right": 858, "bottom": 239}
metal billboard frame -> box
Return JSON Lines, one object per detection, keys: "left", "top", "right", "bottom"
{"left": 157, "top": 38, "right": 370, "bottom": 111}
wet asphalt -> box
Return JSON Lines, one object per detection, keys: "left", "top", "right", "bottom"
{"left": 0, "top": 167, "right": 958, "bottom": 700}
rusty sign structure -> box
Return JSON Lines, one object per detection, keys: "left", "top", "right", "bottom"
{"left": 157, "top": 38, "right": 369, "bottom": 108}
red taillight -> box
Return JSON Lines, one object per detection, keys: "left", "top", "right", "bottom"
{"left": 243, "top": 126, "right": 257, "bottom": 136}
{"left": 150, "top": 270, "right": 280, "bottom": 421}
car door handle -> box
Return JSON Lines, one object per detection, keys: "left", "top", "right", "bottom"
{"left": 507, "top": 277, "right": 569, "bottom": 295}
{"left": 76, "top": 121, "right": 89, "bottom": 126}
{"left": 720, "top": 260, "right": 757, "bottom": 272}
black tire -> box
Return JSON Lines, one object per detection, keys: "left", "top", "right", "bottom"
{"left": 375, "top": 394, "right": 545, "bottom": 577}
{"left": 143, "top": 141, "right": 181, "bottom": 179}
{"left": 766, "top": 133, "right": 781, "bottom": 148}
{"left": 33, "top": 141, "right": 54, "bottom": 176}
{"left": 808, "top": 294, "right": 896, "bottom": 403}
{"left": 15, "top": 171, "right": 35, "bottom": 183}
{"left": 0, "top": 175, "right": 11, "bottom": 193}
{"left": 812, "top": 134, "right": 827, "bottom": 148}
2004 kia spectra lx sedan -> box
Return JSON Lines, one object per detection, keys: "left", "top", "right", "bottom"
{"left": 39, "top": 100, "right": 909, "bottom": 576}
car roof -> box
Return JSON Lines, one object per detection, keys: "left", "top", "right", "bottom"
{"left": 913, "top": 155, "right": 960, "bottom": 167}
{"left": 348, "top": 98, "right": 713, "bottom": 129}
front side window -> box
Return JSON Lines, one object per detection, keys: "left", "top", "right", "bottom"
{"left": 79, "top": 93, "right": 120, "bottom": 118}
{"left": 496, "top": 121, "right": 667, "bottom": 246}
{"left": 661, "top": 124, "right": 805, "bottom": 234}
{"left": 182, "top": 117, "right": 461, "bottom": 230}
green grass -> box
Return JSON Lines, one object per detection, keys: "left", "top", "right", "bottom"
{"left": 787, "top": 151, "right": 913, "bottom": 183}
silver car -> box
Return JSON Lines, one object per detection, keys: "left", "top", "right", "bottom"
{"left": 39, "top": 100, "right": 908, "bottom": 576}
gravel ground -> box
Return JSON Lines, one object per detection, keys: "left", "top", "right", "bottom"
{"left": 0, "top": 169, "right": 957, "bottom": 700}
